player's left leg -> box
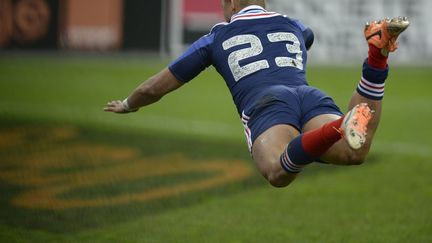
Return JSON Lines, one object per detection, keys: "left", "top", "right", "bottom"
{"left": 251, "top": 124, "right": 301, "bottom": 187}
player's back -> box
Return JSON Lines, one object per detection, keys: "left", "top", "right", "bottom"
{"left": 168, "top": 6, "right": 313, "bottom": 115}
{"left": 210, "top": 12, "right": 310, "bottom": 112}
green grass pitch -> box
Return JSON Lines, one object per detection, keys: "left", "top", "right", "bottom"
{"left": 0, "top": 54, "right": 431, "bottom": 242}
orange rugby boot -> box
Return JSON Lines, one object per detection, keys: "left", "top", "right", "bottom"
{"left": 341, "top": 103, "right": 373, "bottom": 150}
{"left": 364, "top": 16, "right": 410, "bottom": 56}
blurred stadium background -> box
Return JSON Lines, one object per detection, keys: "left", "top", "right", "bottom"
{"left": 1, "top": 0, "right": 431, "bottom": 63}
{"left": 0, "top": 0, "right": 431, "bottom": 242}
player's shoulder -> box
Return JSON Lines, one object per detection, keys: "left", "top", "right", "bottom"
{"left": 206, "top": 14, "right": 309, "bottom": 35}
{"left": 209, "top": 22, "right": 229, "bottom": 34}
{"left": 281, "top": 15, "right": 309, "bottom": 32}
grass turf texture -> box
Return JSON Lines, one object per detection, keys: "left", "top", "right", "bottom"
{"left": 0, "top": 55, "right": 431, "bottom": 242}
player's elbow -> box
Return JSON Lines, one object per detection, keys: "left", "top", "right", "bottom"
{"left": 137, "top": 84, "right": 163, "bottom": 102}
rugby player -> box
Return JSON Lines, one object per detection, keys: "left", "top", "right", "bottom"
{"left": 104, "top": 0, "right": 409, "bottom": 187}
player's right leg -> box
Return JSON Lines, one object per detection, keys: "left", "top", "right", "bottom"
{"left": 312, "top": 16, "right": 410, "bottom": 164}
{"left": 250, "top": 17, "right": 410, "bottom": 186}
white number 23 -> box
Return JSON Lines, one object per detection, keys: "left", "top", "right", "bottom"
{"left": 222, "top": 32, "right": 303, "bottom": 82}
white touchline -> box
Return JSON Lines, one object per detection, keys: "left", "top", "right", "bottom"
{"left": 2, "top": 101, "right": 431, "bottom": 155}
{"left": 373, "top": 141, "right": 432, "bottom": 158}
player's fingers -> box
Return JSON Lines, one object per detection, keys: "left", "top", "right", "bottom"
{"left": 107, "top": 100, "right": 121, "bottom": 106}
{"left": 104, "top": 100, "right": 121, "bottom": 112}
{"left": 103, "top": 107, "right": 113, "bottom": 112}
{"left": 108, "top": 100, "right": 120, "bottom": 103}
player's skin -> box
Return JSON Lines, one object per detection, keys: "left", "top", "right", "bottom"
{"left": 219, "top": 0, "right": 383, "bottom": 187}
{"left": 104, "top": 0, "right": 382, "bottom": 187}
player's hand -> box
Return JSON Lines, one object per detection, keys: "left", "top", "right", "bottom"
{"left": 104, "top": 100, "right": 132, "bottom": 114}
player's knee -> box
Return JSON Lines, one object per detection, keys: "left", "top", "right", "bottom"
{"left": 339, "top": 151, "right": 366, "bottom": 165}
{"left": 265, "top": 169, "right": 296, "bottom": 188}
{"left": 267, "top": 175, "right": 291, "bottom": 188}
{"left": 254, "top": 154, "right": 296, "bottom": 188}
{"left": 346, "top": 157, "right": 365, "bottom": 165}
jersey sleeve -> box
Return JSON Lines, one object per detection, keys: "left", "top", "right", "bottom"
{"left": 168, "top": 33, "right": 214, "bottom": 83}
{"left": 302, "top": 27, "right": 314, "bottom": 50}
{"left": 292, "top": 19, "right": 314, "bottom": 50}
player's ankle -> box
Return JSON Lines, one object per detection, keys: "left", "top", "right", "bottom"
{"left": 356, "top": 60, "right": 388, "bottom": 100}
{"left": 367, "top": 44, "right": 388, "bottom": 69}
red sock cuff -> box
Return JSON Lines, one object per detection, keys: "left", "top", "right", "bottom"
{"left": 301, "top": 117, "right": 344, "bottom": 157}
{"left": 367, "top": 44, "right": 388, "bottom": 69}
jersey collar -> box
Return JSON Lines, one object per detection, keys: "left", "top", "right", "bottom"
{"left": 230, "top": 5, "right": 267, "bottom": 22}
{"left": 230, "top": 5, "right": 281, "bottom": 23}
{"left": 238, "top": 5, "right": 267, "bottom": 14}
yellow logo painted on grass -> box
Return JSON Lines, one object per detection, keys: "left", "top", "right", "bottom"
{"left": 0, "top": 126, "right": 253, "bottom": 210}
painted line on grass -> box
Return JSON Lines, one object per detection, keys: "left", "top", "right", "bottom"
{"left": 1, "top": 101, "right": 430, "bottom": 156}
{"left": 373, "top": 141, "right": 432, "bottom": 158}
{"left": 0, "top": 125, "right": 253, "bottom": 210}
{"left": 0, "top": 101, "right": 243, "bottom": 139}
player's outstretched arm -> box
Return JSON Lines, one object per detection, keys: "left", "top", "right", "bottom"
{"left": 104, "top": 68, "right": 183, "bottom": 114}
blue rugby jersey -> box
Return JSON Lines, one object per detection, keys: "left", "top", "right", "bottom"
{"left": 168, "top": 5, "right": 314, "bottom": 114}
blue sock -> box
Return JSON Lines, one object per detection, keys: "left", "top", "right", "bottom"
{"left": 357, "top": 60, "right": 389, "bottom": 100}
{"left": 279, "top": 118, "right": 344, "bottom": 173}
{"left": 280, "top": 135, "right": 315, "bottom": 173}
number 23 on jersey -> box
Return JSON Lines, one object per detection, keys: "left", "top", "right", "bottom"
{"left": 222, "top": 32, "right": 303, "bottom": 82}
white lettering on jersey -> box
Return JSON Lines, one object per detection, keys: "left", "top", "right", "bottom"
{"left": 222, "top": 33, "right": 304, "bottom": 82}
